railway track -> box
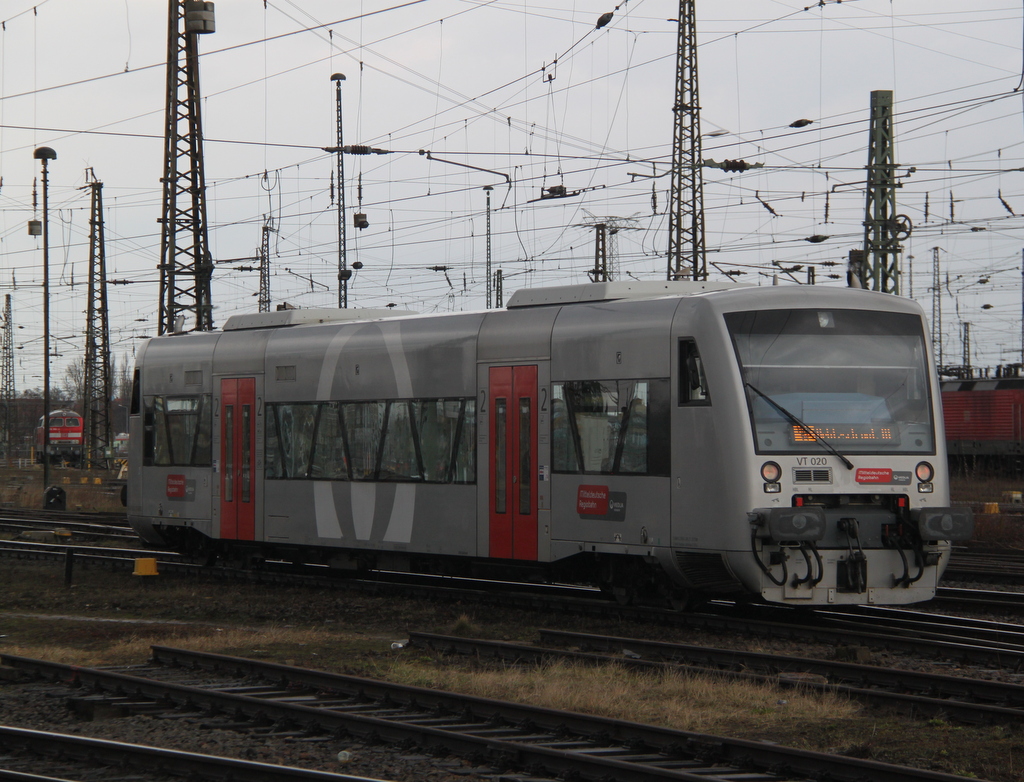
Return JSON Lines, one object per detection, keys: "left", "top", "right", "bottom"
{"left": 0, "top": 506, "right": 129, "bottom": 526}
{"left": 934, "top": 586, "right": 1024, "bottom": 612}
{"left": 945, "top": 549, "right": 1024, "bottom": 581}
{"left": 0, "top": 725, "right": 390, "bottom": 782}
{"left": 4, "top": 540, "right": 1024, "bottom": 668}
{"left": 0, "top": 647, "right": 985, "bottom": 782}
{"left": 409, "top": 629, "right": 1024, "bottom": 725}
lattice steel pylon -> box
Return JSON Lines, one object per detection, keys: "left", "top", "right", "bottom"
{"left": 667, "top": 0, "right": 707, "bottom": 282}
{"left": 258, "top": 217, "right": 275, "bottom": 313}
{"left": 82, "top": 171, "right": 112, "bottom": 469}
{"left": 0, "top": 294, "right": 13, "bottom": 464}
{"left": 857, "top": 90, "right": 909, "bottom": 294}
{"left": 158, "top": 0, "right": 216, "bottom": 334}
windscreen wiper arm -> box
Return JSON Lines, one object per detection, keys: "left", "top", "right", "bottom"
{"left": 744, "top": 382, "right": 854, "bottom": 470}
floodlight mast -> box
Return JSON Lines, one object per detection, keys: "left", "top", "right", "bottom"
{"left": 33, "top": 146, "right": 57, "bottom": 495}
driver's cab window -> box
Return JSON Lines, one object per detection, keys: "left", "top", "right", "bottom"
{"left": 679, "top": 339, "right": 710, "bottom": 405}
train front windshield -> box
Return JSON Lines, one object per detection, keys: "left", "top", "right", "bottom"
{"left": 725, "top": 308, "right": 934, "bottom": 455}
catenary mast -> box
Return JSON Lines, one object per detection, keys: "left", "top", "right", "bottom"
{"left": 667, "top": 0, "right": 707, "bottom": 282}
{"left": 82, "top": 171, "right": 112, "bottom": 469}
{"left": 158, "top": 0, "right": 216, "bottom": 334}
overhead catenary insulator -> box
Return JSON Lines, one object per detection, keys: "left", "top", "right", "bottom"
{"left": 184, "top": 1, "right": 215, "bottom": 34}
{"left": 703, "top": 158, "right": 764, "bottom": 172}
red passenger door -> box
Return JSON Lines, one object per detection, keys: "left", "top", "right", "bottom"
{"left": 489, "top": 365, "right": 538, "bottom": 560}
{"left": 220, "top": 377, "right": 256, "bottom": 541}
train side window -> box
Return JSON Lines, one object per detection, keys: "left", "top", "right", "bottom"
{"left": 142, "top": 397, "right": 156, "bottom": 466}
{"left": 191, "top": 396, "right": 212, "bottom": 466}
{"left": 265, "top": 397, "right": 476, "bottom": 484}
{"left": 679, "top": 339, "right": 710, "bottom": 405}
{"left": 551, "top": 391, "right": 580, "bottom": 472}
{"left": 145, "top": 397, "right": 172, "bottom": 466}
{"left": 414, "top": 399, "right": 460, "bottom": 482}
{"left": 273, "top": 403, "right": 317, "bottom": 478}
{"left": 265, "top": 405, "right": 284, "bottom": 478}
{"left": 130, "top": 369, "right": 141, "bottom": 415}
{"left": 494, "top": 399, "right": 507, "bottom": 514}
{"left": 451, "top": 398, "right": 476, "bottom": 483}
{"left": 343, "top": 401, "right": 386, "bottom": 480}
{"left": 310, "top": 402, "right": 350, "bottom": 479}
{"left": 518, "top": 397, "right": 532, "bottom": 513}
{"left": 552, "top": 379, "right": 669, "bottom": 477}
{"left": 163, "top": 396, "right": 212, "bottom": 467}
{"left": 380, "top": 401, "right": 421, "bottom": 481}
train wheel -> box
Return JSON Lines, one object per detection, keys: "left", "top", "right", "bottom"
{"left": 597, "top": 557, "right": 647, "bottom": 606}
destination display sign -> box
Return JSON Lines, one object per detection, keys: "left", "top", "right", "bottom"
{"left": 791, "top": 424, "right": 898, "bottom": 445}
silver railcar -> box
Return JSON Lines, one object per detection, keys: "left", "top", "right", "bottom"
{"left": 126, "top": 281, "right": 972, "bottom": 607}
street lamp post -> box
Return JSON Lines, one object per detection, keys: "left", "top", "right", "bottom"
{"left": 34, "top": 146, "right": 57, "bottom": 501}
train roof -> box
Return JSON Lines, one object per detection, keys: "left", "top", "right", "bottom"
{"left": 505, "top": 280, "right": 747, "bottom": 308}
{"left": 210, "top": 281, "right": 916, "bottom": 334}
{"left": 221, "top": 307, "right": 416, "bottom": 331}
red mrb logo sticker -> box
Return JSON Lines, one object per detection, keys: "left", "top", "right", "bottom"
{"left": 577, "top": 484, "right": 627, "bottom": 521}
{"left": 577, "top": 485, "right": 609, "bottom": 515}
{"left": 166, "top": 474, "right": 196, "bottom": 501}
{"left": 855, "top": 468, "right": 911, "bottom": 485}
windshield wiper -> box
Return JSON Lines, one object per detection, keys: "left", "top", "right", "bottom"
{"left": 744, "top": 382, "right": 854, "bottom": 470}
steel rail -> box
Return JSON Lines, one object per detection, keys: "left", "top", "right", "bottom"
{"left": 673, "top": 605, "right": 1024, "bottom": 668}
{"left": 0, "top": 539, "right": 167, "bottom": 559}
{"left": 808, "top": 604, "right": 1024, "bottom": 649}
{"left": 0, "top": 521, "right": 138, "bottom": 542}
{"left": 0, "top": 725, "right": 389, "bottom": 782}
{"left": 935, "top": 586, "right": 1024, "bottom": 610}
{"left": 0, "top": 649, "right": 983, "bottom": 782}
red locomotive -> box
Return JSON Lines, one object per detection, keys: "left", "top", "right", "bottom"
{"left": 35, "top": 409, "right": 84, "bottom": 466}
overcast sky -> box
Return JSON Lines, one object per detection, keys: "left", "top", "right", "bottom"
{"left": 1, "top": 0, "right": 1022, "bottom": 389}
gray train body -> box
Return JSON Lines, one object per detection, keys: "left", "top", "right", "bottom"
{"left": 127, "top": 281, "right": 972, "bottom": 607}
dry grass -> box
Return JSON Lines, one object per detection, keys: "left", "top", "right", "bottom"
{"left": 372, "top": 657, "right": 858, "bottom": 735}
{"left": 1, "top": 625, "right": 370, "bottom": 668}
{"left": 0, "top": 468, "right": 124, "bottom": 513}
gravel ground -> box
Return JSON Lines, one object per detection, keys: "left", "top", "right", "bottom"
{"left": 2, "top": 559, "right": 1024, "bottom": 781}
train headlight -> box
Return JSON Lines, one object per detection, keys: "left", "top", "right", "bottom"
{"left": 915, "top": 461, "right": 934, "bottom": 483}
{"left": 760, "top": 461, "right": 782, "bottom": 483}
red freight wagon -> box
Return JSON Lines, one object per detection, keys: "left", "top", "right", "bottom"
{"left": 941, "top": 378, "right": 1024, "bottom": 458}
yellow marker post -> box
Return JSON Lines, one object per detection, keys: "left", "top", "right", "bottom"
{"left": 132, "top": 558, "right": 159, "bottom": 577}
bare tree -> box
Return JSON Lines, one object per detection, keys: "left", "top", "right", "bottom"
{"left": 60, "top": 358, "right": 85, "bottom": 410}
